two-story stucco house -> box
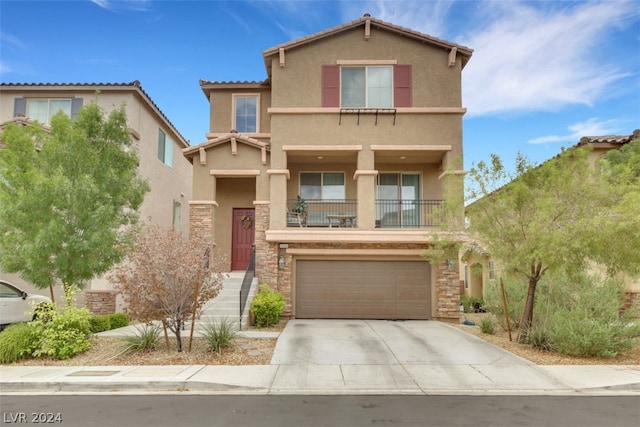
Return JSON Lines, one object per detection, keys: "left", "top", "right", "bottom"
{"left": 0, "top": 81, "right": 192, "bottom": 310}
{"left": 184, "top": 15, "right": 473, "bottom": 322}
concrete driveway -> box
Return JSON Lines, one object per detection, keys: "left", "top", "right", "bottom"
{"left": 271, "top": 319, "right": 530, "bottom": 366}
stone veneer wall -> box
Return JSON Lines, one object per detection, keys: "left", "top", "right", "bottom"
{"left": 189, "top": 203, "right": 214, "bottom": 241}
{"left": 85, "top": 290, "right": 116, "bottom": 315}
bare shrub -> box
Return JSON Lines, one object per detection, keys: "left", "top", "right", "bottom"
{"left": 111, "top": 225, "right": 224, "bottom": 351}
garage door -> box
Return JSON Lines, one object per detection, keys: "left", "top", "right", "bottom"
{"left": 295, "top": 260, "right": 430, "bottom": 319}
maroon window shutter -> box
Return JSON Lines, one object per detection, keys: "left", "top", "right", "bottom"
{"left": 394, "top": 64, "right": 412, "bottom": 107}
{"left": 321, "top": 65, "right": 340, "bottom": 107}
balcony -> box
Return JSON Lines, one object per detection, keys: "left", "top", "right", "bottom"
{"left": 375, "top": 199, "right": 443, "bottom": 228}
{"left": 287, "top": 199, "right": 358, "bottom": 227}
{"left": 286, "top": 199, "right": 443, "bottom": 228}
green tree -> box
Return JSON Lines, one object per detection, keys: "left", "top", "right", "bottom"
{"left": 0, "top": 102, "right": 149, "bottom": 301}
{"left": 466, "top": 146, "right": 640, "bottom": 343}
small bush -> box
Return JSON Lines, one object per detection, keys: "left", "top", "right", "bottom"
{"left": 478, "top": 316, "right": 496, "bottom": 335}
{"left": 528, "top": 325, "right": 554, "bottom": 352}
{"left": 32, "top": 301, "right": 56, "bottom": 323}
{"left": 122, "top": 323, "right": 161, "bottom": 354}
{"left": 32, "top": 305, "right": 92, "bottom": 360}
{"left": 0, "top": 323, "right": 42, "bottom": 363}
{"left": 483, "top": 275, "right": 526, "bottom": 329}
{"left": 461, "top": 295, "right": 484, "bottom": 313}
{"left": 89, "top": 315, "right": 112, "bottom": 333}
{"left": 545, "top": 274, "right": 640, "bottom": 358}
{"left": 202, "top": 317, "right": 239, "bottom": 353}
{"left": 250, "top": 284, "right": 285, "bottom": 328}
{"left": 108, "top": 313, "right": 130, "bottom": 329}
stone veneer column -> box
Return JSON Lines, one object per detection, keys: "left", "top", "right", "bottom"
{"left": 435, "top": 261, "right": 461, "bottom": 322}
{"left": 253, "top": 202, "right": 278, "bottom": 281}
{"left": 189, "top": 201, "right": 216, "bottom": 252}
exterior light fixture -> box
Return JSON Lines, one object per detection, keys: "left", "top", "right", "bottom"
{"left": 278, "top": 256, "right": 286, "bottom": 270}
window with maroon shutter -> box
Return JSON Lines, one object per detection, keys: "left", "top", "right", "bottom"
{"left": 321, "top": 65, "right": 340, "bottom": 107}
{"left": 393, "top": 65, "right": 412, "bottom": 108}
{"left": 323, "top": 64, "right": 412, "bottom": 108}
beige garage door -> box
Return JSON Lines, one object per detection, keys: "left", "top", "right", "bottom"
{"left": 295, "top": 260, "right": 430, "bottom": 319}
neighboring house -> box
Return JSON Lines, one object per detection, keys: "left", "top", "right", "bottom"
{"left": 183, "top": 15, "right": 473, "bottom": 321}
{"left": 461, "top": 129, "right": 640, "bottom": 305}
{"left": 0, "top": 81, "right": 193, "bottom": 311}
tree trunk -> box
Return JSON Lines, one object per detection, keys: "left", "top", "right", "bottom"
{"left": 518, "top": 262, "right": 544, "bottom": 344}
{"left": 175, "top": 321, "right": 183, "bottom": 352}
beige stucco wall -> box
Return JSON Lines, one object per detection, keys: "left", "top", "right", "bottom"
{"left": 269, "top": 27, "right": 462, "bottom": 108}
{"left": 208, "top": 89, "right": 271, "bottom": 134}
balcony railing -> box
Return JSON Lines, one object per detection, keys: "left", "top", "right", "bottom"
{"left": 375, "top": 199, "right": 443, "bottom": 228}
{"left": 287, "top": 199, "right": 357, "bottom": 227}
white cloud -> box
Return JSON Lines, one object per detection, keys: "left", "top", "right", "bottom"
{"left": 351, "top": 0, "right": 637, "bottom": 116}
{"left": 90, "top": 0, "right": 152, "bottom": 12}
{"left": 528, "top": 118, "right": 622, "bottom": 144}
{"left": 462, "top": 1, "right": 635, "bottom": 116}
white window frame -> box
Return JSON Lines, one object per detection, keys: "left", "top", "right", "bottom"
{"left": 232, "top": 94, "right": 260, "bottom": 133}
{"left": 157, "top": 129, "right": 173, "bottom": 167}
{"left": 340, "top": 65, "right": 393, "bottom": 108}
{"left": 26, "top": 98, "right": 72, "bottom": 124}
{"left": 299, "top": 172, "right": 346, "bottom": 200}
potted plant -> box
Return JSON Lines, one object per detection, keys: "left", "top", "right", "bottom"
{"left": 293, "top": 195, "right": 308, "bottom": 226}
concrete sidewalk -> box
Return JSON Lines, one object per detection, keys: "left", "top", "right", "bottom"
{"left": 2, "top": 320, "right": 639, "bottom": 395}
{"left": 2, "top": 362, "right": 639, "bottom": 395}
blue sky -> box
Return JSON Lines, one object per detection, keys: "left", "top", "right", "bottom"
{"left": 1, "top": 0, "right": 638, "bottom": 170}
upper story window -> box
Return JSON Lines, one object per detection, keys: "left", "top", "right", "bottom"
{"left": 322, "top": 64, "right": 411, "bottom": 108}
{"left": 157, "top": 129, "right": 173, "bottom": 167}
{"left": 14, "top": 97, "right": 83, "bottom": 123}
{"left": 300, "top": 172, "right": 345, "bottom": 200}
{"left": 341, "top": 66, "right": 392, "bottom": 108}
{"left": 233, "top": 94, "right": 259, "bottom": 133}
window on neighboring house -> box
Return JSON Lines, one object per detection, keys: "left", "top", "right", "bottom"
{"left": 300, "top": 172, "right": 345, "bottom": 200}
{"left": 157, "top": 129, "right": 173, "bottom": 167}
{"left": 488, "top": 261, "right": 496, "bottom": 280}
{"left": 172, "top": 200, "right": 182, "bottom": 229}
{"left": 322, "top": 64, "right": 411, "bottom": 108}
{"left": 233, "top": 94, "right": 258, "bottom": 133}
{"left": 341, "top": 66, "right": 392, "bottom": 108}
{"left": 14, "top": 97, "right": 83, "bottom": 123}
{"left": 464, "top": 264, "right": 469, "bottom": 289}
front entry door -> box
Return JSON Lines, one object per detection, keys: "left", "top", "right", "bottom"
{"left": 231, "top": 208, "right": 255, "bottom": 271}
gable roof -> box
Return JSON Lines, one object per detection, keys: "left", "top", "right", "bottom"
{"left": 0, "top": 81, "right": 190, "bottom": 148}
{"left": 183, "top": 131, "right": 270, "bottom": 166}
{"left": 262, "top": 14, "right": 473, "bottom": 76}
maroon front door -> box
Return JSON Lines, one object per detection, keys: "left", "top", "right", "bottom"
{"left": 231, "top": 208, "right": 255, "bottom": 271}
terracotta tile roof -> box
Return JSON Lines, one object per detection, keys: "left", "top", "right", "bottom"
{"left": 0, "top": 81, "right": 190, "bottom": 148}
{"left": 263, "top": 14, "right": 473, "bottom": 67}
{"left": 579, "top": 129, "right": 640, "bottom": 145}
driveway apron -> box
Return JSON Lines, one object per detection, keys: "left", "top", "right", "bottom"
{"left": 270, "top": 319, "right": 531, "bottom": 366}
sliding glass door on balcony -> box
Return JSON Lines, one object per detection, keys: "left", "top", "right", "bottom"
{"left": 377, "top": 173, "right": 420, "bottom": 227}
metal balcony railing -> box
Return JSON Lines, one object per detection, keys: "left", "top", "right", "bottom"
{"left": 287, "top": 199, "right": 358, "bottom": 227}
{"left": 375, "top": 199, "right": 443, "bottom": 228}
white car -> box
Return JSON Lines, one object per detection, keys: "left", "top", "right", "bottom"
{"left": 0, "top": 280, "right": 51, "bottom": 329}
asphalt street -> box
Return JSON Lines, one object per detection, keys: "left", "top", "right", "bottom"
{"left": 2, "top": 395, "right": 638, "bottom": 427}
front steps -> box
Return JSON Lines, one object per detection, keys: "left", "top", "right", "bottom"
{"left": 190, "top": 271, "right": 257, "bottom": 332}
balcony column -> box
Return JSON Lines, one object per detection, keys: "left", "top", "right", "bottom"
{"left": 355, "top": 149, "right": 377, "bottom": 230}
{"left": 267, "top": 170, "right": 289, "bottom": 230}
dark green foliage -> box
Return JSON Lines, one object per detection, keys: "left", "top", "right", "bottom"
{"left": 89, "top": 315, "right": 112, "bottom": 333}
{"left": 0, "top": 323, "right": 42, "bottom": 363}
{"left": 250, "top": 284, "right": 285, "bottom": 328}
{"left": 108, "top": 313, "right": 130, "bottom": 329}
